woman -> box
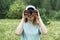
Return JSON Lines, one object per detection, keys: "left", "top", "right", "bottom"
{"left": 15, "top": 5, "right": 47, "bottom": 40}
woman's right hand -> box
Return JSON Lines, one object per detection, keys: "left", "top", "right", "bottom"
{"left": 22, "top": 12, "right": 28, "bottom": 20}
{"left": 22, "top": 11, "right": 28, "bottom": 18}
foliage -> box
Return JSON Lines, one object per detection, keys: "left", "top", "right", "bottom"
{"left": 38, "top": 8, "right": 50, "bottom": 25}
{"left": 0, "top": 0, "right": 15, "bottom": 18}
{"left": 54, "top": 10, "right": 60, "bottom": 19}
{"left": 0, "top": 0, "right": 60, "bottom": 24}
{"left": 6, "top": 0, "right": 26, "bottom": 19}
{"left": 55, "top": 0, "right": 60, "bottom": 10}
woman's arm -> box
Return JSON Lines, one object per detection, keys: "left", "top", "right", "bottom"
{"left": 37, "top": 10, "right": 47, "bottom": 35}
{"left": 39, "top": 17, "right": 47, "bottom": 35}
{"left": 15, "top": 18, "right": 24, "bottom": 35}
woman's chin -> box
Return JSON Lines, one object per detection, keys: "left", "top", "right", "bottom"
{"left": 30, "top": 19, "right": 34, "bottom": 22}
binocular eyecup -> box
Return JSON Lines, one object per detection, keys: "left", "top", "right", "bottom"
{"left": 24, "top": 7, "right": 38, "bottom": 16}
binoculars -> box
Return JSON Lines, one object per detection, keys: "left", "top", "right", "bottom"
{"left": 24, "top": 7, "right": 38, "bottom": 16}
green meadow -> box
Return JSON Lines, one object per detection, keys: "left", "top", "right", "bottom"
{"left": 0, "top": 19, "right": 60, "bottom": 40}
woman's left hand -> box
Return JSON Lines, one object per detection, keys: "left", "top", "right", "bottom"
{"left": 35, "top": 10, "right": 41, "bottom": 23}
{"left": 35, "top": 10, "right": 41, "bottom": 21}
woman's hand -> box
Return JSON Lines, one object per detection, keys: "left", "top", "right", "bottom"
{"left": 22, "top": 11, "right": 28, "bottom": 19}
{"left": 35, "top": 10, "right": 41, "bottom": 24}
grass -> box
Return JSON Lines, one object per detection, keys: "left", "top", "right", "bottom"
{"left": 41, "top": 20, "right": 60, "bottom": 40}
{"left": 0, "top": 19, "right": 20, "bottom": 40}
{"left": 0, "top": 19, "right": 60, "bottom": 40}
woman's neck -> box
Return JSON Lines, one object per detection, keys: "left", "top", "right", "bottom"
{"left": 28, "top": 20, "right": 33, "bottom": 24}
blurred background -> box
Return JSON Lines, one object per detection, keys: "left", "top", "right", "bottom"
{"left": 0, "top": 0, "right": 60, "bottom": 40}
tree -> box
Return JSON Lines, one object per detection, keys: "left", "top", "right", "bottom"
{"left": 55, "top": 0, "right": 60, "bottom": 10}
{"left": 0, "top": 0, "right": 15, "bottom": 18}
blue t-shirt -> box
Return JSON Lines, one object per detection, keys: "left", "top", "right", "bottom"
{"left": 21, "top": 22, "right": 41, "bottom": 40}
